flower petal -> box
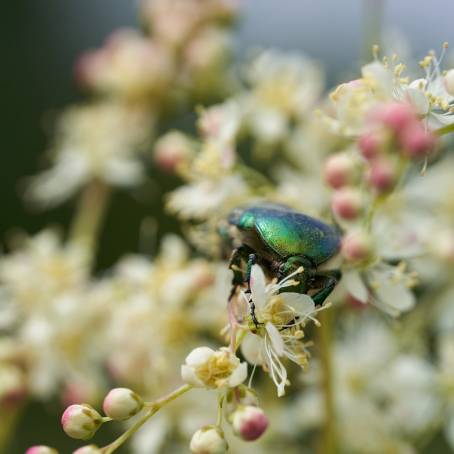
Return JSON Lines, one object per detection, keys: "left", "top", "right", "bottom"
{"left": 184, "top": 347, "right": 214, "bottom": 367}
{"left": 241, "top": 333, "right": 263, "bottom": 365}
{"left": 265, "top": 322, "right": 285, "bottom": 356}
{"left": 343, "top": 270, "right": 368, "bottom": 303}
{"left": 228, "top": 361, "right": 248, "bottom": 387}
{"left": 181, "top": 365, "right": 205, "bottom": 387}
{"left": 280, "top": 293, "right": 315, "bottom": 316}
{"left": 250, "top": 264, "right": 267, "bottom": 310}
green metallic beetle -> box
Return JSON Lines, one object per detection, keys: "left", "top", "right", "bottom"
{"left": 224, "top": 202, "right": 341, "bottom": 326}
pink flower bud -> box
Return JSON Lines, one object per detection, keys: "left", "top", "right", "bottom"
{"left": 232, "top": 405, "right": 269, "bottom": 441}
{"left": 153, "top": 131, "right": 194, "bottom": 173}
{"left": 374, "top": 102, "right": 416, "bottom": 132}
{"left": 331, "top": 188, "right": 363, "bottom": 220}
{"left": 25, "top": 447, "right": 58, "bottom": 454}
{"left": 341, "top": 231, "right": 373, "bottom": 263}
{"left": 399, "top": 124, "right": 436, "bottom": 159}
{"left": 367, "top": 160, "right": 396, "bottom": 192}
{"left": 61, "top": 404, "right": 102, "bottom": 440}
{"left": 323, "top": 154, "right": 357, "bottom": 189}
{"left": 358, "top": 132, "right": 381, "bottom": 160}
{"left": 72, "top": 445, "right": 102, "bottom": 454}
{"left": 102, "top": 388, "right": 143, "bottom": 421}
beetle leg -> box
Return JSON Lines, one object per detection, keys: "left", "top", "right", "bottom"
{"left": 310, "top": 269, "right": 341, "bottom": 306}
{"left": 244, "top": 253, "right": 262, "bottom": 327}
{"left": 228, "top": 246, "right": 253, "bottom": 301}
{"left": 278, "top": 255, "right": 314, "bottom": 294}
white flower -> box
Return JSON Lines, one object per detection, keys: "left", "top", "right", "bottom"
{"left": 78, "top": 29, "right": 174, "bottom": 100}
{"left": 181, "top": 346, "right": 247, "bottom": 389}
{"left": 240, "top": 265, "right": 324, "bottom": 396}
{"left": 343, "top": 262, "right": 416, "bottom": 317}
{"left": 167, "top": 175, "right": 249, "bottom": 221}
{"left": 27, "top": 102, "right": 151, "bottom": 206}
{"left": 244, "top": 50, "right": 323, "bottom": 143}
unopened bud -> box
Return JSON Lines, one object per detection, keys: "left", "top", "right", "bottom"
{"left": 25, "top": 447, "right": 58, "bottom": 454}
{"left": 190, "top": 425, "right": 228, "bottom": 454}
{"left": 153, "top": 131, "right": 194, "bottom": 173}
{"left": 102, "top": 388, "right": 143, "bottom": 420}
{"left": 323, "top": 154, "right": 358, "bottom": 189}
{"left": 444, "top": 69, "right": 454, "bottom": 96}
{"left": 331, "top": 188, "right": 363, "bottom": 220}
{"left": 341, "top": 231, "right": 373, "bottom": 263}
{"left": 232, "top": 405, "right": 269, "bottom": 441}
{"left": 61, "top": 404, "right": 102, "bottom": 440}
{"left": 367, "top": 159, "right": 396, "bottom": 192}
{"left": 399, "top": 124, "right": 436, "bottom": 159}
{"left": 358, "top": 132, "right": 381, "bottom": 160}
{"left": 375, "top": 102, "right": 416, "bottom": 132}
{"left": 72, "top": 446, "right": 102, "bottom": 454}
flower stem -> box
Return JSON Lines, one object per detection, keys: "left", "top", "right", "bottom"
{"left": 318, "top": 309, "right": 338, "bottom": 454}
{"left": 101, "top": 384, "right": 192, "bottom": 454}
{"left": 69, "top": 180, "right": 110, "bottom": 268}
{"left": 435, "top": 122, "right": 454, "bottom": 136}
{"left": 216, "top": 394, "right": 225, "bottom": 427}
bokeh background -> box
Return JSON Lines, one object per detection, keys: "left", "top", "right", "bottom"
{"left": 1, "top": 1, "right": 453, "bottom": 452}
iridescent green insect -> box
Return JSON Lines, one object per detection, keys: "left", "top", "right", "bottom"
{"left": 225, "top": 203, "right": 341, "bottom": 325}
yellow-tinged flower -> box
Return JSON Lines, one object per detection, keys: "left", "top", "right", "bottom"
{"left": 181, "top": 346, "right": 247, "bottom": 389}
{"left": 239, "top": 265, "right": 325, "bottom": 397}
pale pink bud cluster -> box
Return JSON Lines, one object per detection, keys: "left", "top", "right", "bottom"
{"left": 359, "top": 102, "right": 436, "bottom": 185}
{"left": 323, "top": 152, "right": 364, "bottom": 222}
{"left": 190, "top": 425, "right": 228, "bottom": 454}
{"left": 61, "top": 404, "right": 103, "bottom": 440}
{"left": 326, "top": 101, "right": 436, "bottom": 226}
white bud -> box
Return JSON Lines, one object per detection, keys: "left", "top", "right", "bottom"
{"left": 102, "top": 388, "right": 143, "bottom": 420}
{"left": 444, "top": 69, "right": 454, "bottom": 96}
{"left": 190, "top": 426, "right": 228, "bottom": 454}
{"left": 61, "top": 404, "right": 102, "bottom": 440}
{"left": 25, "top": 447, "right": 58, "bottom": 454}
{"left": 72, "top": 446, "right": 102, "bottom": 454}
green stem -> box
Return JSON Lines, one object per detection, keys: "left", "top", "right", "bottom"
{"left": 435, "top": 122, "right": 454, "bottom": 136}
{"left": 318, "top": 310, "right": 338, "bottom": 454}
{"left": 0, "top": 404, "right": 24, "bottom": 453}
{"left": 69, "top": 180, "right": 110, "bottom": 268}
{"left": 101, "top": 384, "right": 192, "bottom": 454}
{"left": 216, "top": 394, "right": 225, "bottom": 427}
